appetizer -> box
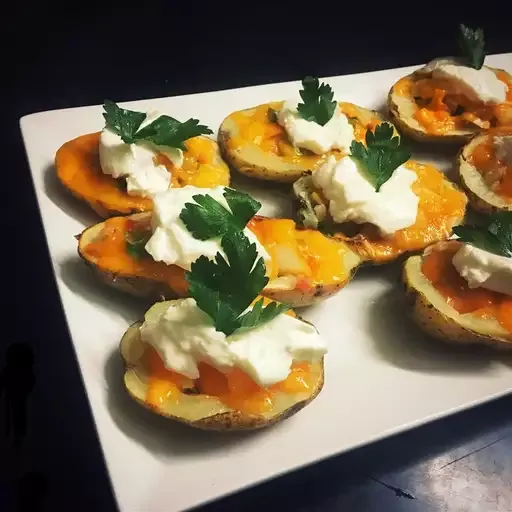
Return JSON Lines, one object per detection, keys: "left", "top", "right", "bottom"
{"left": 388, "top": 25, "right": 512, "bottom": 143}
{"left": 56, "top": 101, "right": 230, "bottom": 218}
{"left": 120, "top": 228, "right": 327, "bottom": 430}
{"left": 219, "top": 76, "right": 385, "bottom": 183}
{"left": 403, "top": 213, "right": 512, "bottom": 348}
{"left": 458, "top": 127, "right": 512, "bottom": 213}
{"left": 294, "top": 123, "right": 468, "bottom": 264}
{"left": 78, "top": 186, "right": 361, "bottom": 306}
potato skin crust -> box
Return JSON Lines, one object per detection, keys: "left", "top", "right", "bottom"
{"left": 457, "top": 131, "right": 512, "bottom": 214}
{"left": 219, "top": 103, "right": 385, "bottom": 183}
{"left": 388, "top": 67, "right": 512, "bottom": 144}
{"left": 78, "top": 213, "right": 361, "bottom": 307}
{"left": 120, "top": 309, "right": 325, "bottom": 431}
{"left": 403, "top": 250, "right": 512, "bottom": 350}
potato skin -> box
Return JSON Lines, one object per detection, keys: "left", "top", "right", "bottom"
{"left": 77, "top": 213, "right": 183, "bottom": 301}
{"left": 387, "top": 84, "right": 475, "bottom": 145}
{"left": 120, "top": 313, "right": 325, "bottom": 431}
{"left": 388, "top": 67, "right": 512, "bottom": 144}
{"left": 77, "top": 213, "right": 360, "bottom": 307}
{"left": 218, "top": 125, "right": 301, "bottom": 184}
{"left": 219, "top": 103, "right": 385, "bottom": 184}
{"left": 262, "top": 273, "right": 357, "bottom": 307}
{"left": 457, "top": 131, "right": 512, "bottom": 214}
{"left": 403, "top": 251, "right": 512, "bottom": 350}
{"left": 294, "top": 171, "right": 467, "bottom": 266}
{"left": 56, "top": 133, "right": 229, "bottom": 219}
{"left": 123, "top": 364, "right": 324, "bottom": 432}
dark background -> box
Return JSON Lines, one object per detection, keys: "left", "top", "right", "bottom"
{"left": 3, "top": 4, "right": 512, "bottom": 511}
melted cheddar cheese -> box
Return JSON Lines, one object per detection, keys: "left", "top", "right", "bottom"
{"left": 227, "top": 101, "right": 382, "bottom": 167}
{"left": 144, "top": 346, "right": 314, "bottom": 414}
{"left": 422, "top": 243, "right": 512, "bottom": 334}
{"left": 82, "top": 216, "right": 349, "bottom": 295}
{"left": 83, "top": 216, "right": 189, "bottom": 295}
{"left": 312, "top": 162, "right": 467, "bottom": 262}
{"left": 394, "top": 70, "right": 512, "bottom": 135}
{"left": 469, "top": 127, "right": 512, "bottom": 202}
{"left": 56, "top": 132, "right": 230, "bottom": 213}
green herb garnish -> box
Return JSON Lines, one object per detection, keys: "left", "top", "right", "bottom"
{"left": 179, "top": 188, "right": 261, "bottom": 240}
{"left": 458, "top": 24, "right": 486, "bottom": 70}
{"left": 186, "top": 230, "right": 289, "bottom": 336}
{"left": 102, "top": 100, "right": 213, "bottom": 150}
{"left": 125, "top": 230, "right": 151, "bottom": 259}
{"left": 347, "top": 116, "right": 359, "bottom": 128}
{"left": 350, "top": 122, "right": 411, "bottom": 192}
{"left": 453, "top": 212, "right": 512, "bottom": 258}
{"left": 267, "top": 108, "right": 279, "bottom": 123}
{"left": 297, "top": 76, "right": 337, "bottom": 126}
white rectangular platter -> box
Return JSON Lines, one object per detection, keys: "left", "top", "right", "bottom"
{"left": 20, "top": 53, "right": 512, "bottom": 512}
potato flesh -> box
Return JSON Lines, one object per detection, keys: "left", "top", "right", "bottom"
{"left": 120, "top": 300, "right": 324, "bottom": 424}
{"left": 458, "top": 129, "right": 512, "bottom": 212}
{"left": 405, "top": 254, "right": 510, "bottom": 339}
{"left": 389, "top": 68, "right": 512, "bottom": 140}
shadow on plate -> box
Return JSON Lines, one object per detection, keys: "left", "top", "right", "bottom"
{"left": 367, "top": 289, "right": 493, "bottom": 374}
{"left": 104, "top": 350, "right": 266, "bottom": 457}
{"left": 498, "top": 352, "right": 512, "bottom": 368}
{"left": 43, "top": 163, "right": 98, "bottom": 227}
{"left": 352, "top": 259, "right": 402, "bottom": 284}
{"left": 58, "top": 257, "right": 148, "bottom": 323}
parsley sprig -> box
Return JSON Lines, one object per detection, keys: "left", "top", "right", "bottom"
{"left": 125, "top": 227, "right": 151, "bottom": 259}
{"left": 350, "top": 123, "right": 411, "bottom": 192}
{"left": 297, "top": 77, "right": 337, "bottom": 126}
{"left": 186, "top": 230, "right": 289, "bottom": 336}
{"left": 181, "top": 189, "right": 290, "bottom": 336}
{"left": 458, "top": 24, "right": 486, "bottom": 70}
{"left": 102, "top": 100, "right": 213, "bottom": 151}
{"left": 453, "top": 212, "right": 512, "bottom": 258}
{"left": 180, "top": 188, "right": 261, "bottom": 240}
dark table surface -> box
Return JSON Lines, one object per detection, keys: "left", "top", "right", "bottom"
{"left": 3, "top": 6, "right": 512, "bottom": 511}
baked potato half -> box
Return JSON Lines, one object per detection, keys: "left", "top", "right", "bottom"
{"left": 219, "top": 101, "right": 385, "bottom": 184}
{"left": 457, "top": 128, "right": 512, "bottom": 213}
{"left": 294, "top": 161, "right": 468, "bottom": 265}
{"left": 403, "top": 241, "right": 512, "bottom": 349}
{"left": 77, "top": 213, "right": 361, "bottom": 307}
{"left": 56, "top": 132, "right": 230, "bottom": 218}
{"left": 120, "top": 300, "right": 325, "bottom": 431}
{"left": 388, "top": 66, "right": 512, "bottom": 144}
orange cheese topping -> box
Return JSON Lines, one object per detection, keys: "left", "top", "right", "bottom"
{"left": 394, "top": 70, "right": 512, "bottom": 135}
{"left": 82, "top": 216, "right": 348, "bottom": 296}
{"left": 56, "top": 132, "right": 152, "bottom": 214}
{"left": 247, "top": 218, "right": 349, "bottom": 286}
{"left": 469, "top": 127, "right": 512, "bottom": 201}
{"left": 145, "top": 346, "right": 314, "bottom": 414}
{"left": 421, "top": 243, "right": 512, "bottom": 334}
{"left": 355, "top": 162, "right": 468, "bottom": 261}
{"left": 56, "top": 132, "right": 230, "bottom": 214}
{"left": 82, "top": 216, "right": 189, "bottom": 296}
{"left": 227, "top": 101, "right": 382, "bottom": 168}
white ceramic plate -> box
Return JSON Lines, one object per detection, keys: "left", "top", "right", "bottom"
{"left": 20, "top": 54, "right": 512, "bottom": 512}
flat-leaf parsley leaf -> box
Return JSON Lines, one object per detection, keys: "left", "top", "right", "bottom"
{"left": 297, "top": 77, "right": 337, "bottom": 126}
{"left": 179, "top": 188, "right": 261, "bottom": 240}
{"left": 458, "top": 24, "right": 486, "bottom": 70}
{"left": 186, "top": 231, "right": 289, "bottom": 336}
{"left": 453, "top": 212, "right": 512, "bottom": 257}
{"left": 350, "top": 122, "right": 411, "bottom": 192}
{"left": 103, "top": 100, "right": 212, "bottom": 150}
